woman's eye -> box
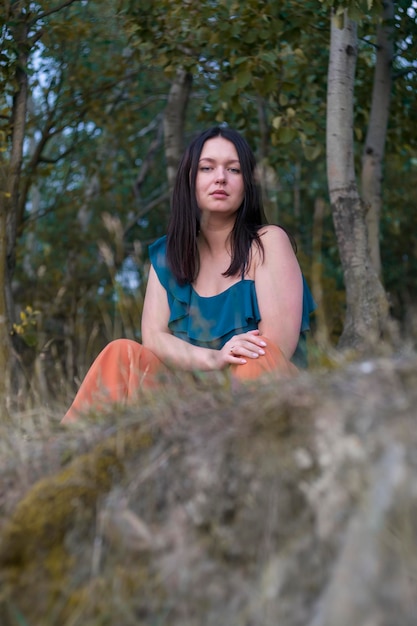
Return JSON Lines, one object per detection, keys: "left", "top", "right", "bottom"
{"left": 229, "top": 168, "right": 241, "bottom": 174}
{"left": 199, "top": 166, "right": 212, "bottom": 172}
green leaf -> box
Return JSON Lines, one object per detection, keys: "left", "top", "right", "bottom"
{"left": 302, "top": 121, "right": 318, "bottom": 136}
{"left": 272, "top": 116, "right": 282, "bottom": 129}
{"left": 232, "top": 56, "right": 248, "bottom": 66}
{"left": 333, "top": 12, "right": 345, "bottom": 29}
{"left": 236, "top": 67, "right": 252, "bottom": 88}
{"left": 303, "top": 143, "right": 322, "bottom": 161}
{"left": 279, "top": 93, "right": 288, "bottom": 106}
{"left": 275, "top": 127, "right": 298, "bottom": 144}
{"left": 259, "top": 51, "right": 279, "bottom": 65}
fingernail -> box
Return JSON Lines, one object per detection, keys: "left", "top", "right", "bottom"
{"left": 259, "top": 349, "right": 265, "bottom": 355}
{"left": 260, "top": 341, "right": 267, "bottom": 346}
{"left": 252, "top": 352, "right": 259, "bottom": 358}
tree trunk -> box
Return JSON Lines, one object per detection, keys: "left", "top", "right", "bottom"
{"left": 163, "top": 68, "right": 193, "bottom": 190}
{"left": 6, "top": 30, "right": 29, "bottom": 319}
{"left": 361, "top": 0, "right": 394, "bottom": 278}
{"left": 0, "top": 15, "right": 29, "bottom": 419}
{"left": 326, "top": 11, "right": 390, "bottom": 350}
{"left": 0, "top": 183, "right": 11, "bottom": 420}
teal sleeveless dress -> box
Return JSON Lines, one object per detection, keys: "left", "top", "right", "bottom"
{"left": 149, "top": 236, "right": 316, "bottom": 368}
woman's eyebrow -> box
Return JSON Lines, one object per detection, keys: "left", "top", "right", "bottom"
{"left": 198, "top": 157, "right": 240, "bottom": 164}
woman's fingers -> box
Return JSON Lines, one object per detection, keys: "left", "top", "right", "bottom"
{"left": 227, "top": 333, "right": 267, "bottom": 359}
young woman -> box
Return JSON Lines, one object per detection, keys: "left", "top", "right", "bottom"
{"left": 62, "top": 127, "right": 315, "bottom": 423}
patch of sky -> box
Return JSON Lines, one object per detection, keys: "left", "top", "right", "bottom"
{"left": 116, "top": 256, "right": 141, "bottom": 292}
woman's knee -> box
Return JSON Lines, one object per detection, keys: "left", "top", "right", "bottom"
{"left": 101, "top": 338, "right": 140, "bottom": 356}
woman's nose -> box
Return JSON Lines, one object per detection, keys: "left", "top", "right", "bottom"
{"left": 215, "top": 167, "right": 226, "bottom": 183}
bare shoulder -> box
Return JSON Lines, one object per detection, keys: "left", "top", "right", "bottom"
{"left": 256, "top": 225, "right": 296, "bottom": 262}
{"left": 248, "top": 225, "right": 295, "bottom": 277}
{"left": 258, "top": 224, "right": 293, "bottom": 247}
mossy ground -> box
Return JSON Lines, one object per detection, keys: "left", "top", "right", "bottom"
{"left": 1, "top": 356, "right": 417, "bottom": 625}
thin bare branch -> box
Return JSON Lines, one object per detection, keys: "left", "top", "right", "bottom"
{"left": 28, "top": 0, "right": 82, "bottom": 26}
{"left": 134, "top": 117, "right": 164, "bottom": 199}
{"left": 124, "top": 190, "right": 171, "bottom": 236}
{"left": 393, "top": 67, "right": 417, "bottom": 80}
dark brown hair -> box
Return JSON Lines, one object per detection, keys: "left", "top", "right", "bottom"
{"left": 166, "top": 126, "right": 268, "bottom": 285}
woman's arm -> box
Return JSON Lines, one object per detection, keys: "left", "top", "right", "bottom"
{"left": 141, "top": 266, "right": 266, "bottom": 371}
{"left": 254, "top": 225, "right": 303, "bottom": 359}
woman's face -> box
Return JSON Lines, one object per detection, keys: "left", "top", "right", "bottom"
{"left": 195, "top": 136, "right": 245, "bottom": 218}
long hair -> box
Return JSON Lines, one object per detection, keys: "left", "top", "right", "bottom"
{"left": 166, "top": 126, "right": 268, "bottom": 285}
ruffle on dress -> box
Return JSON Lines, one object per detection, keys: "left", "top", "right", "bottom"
{"left": 149, "top": 236, "right": 260, "bottom": 349}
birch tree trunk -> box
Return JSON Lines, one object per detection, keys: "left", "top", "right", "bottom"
{"left": 361, "top": 0, "right": 394, "bottom": 278}
{"left": 163, "top": 68, "right": 193, "bottom": 190}
{"left": 326, "top": 11, "right": 390, "bottom": 349}
{"left": 0, "top": 16, "right": 29, "bottom": 419}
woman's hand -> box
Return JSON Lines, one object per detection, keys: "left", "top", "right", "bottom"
{"left": 217, "top": 330, "right": 267, "bottom": 369}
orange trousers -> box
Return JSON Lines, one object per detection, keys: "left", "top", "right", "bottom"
{"left": 61, "top": 337, "right": 297, "bottom": 424}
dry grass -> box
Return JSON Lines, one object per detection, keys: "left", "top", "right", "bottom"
{"left": 1, "top": 348, "right": 417, "bottom": 625}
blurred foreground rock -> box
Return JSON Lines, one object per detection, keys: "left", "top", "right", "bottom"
{"left": 0, "top": 355, "right": 416, "bottom": 625}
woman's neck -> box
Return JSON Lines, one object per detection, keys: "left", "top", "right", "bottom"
{"left": 198, "top": 228, "right": 231, "bottom": 256}
{"left": 199, "top": 216, "right": 235, "bottom": 256}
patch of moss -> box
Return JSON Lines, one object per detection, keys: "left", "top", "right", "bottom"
{"left": 0, "top": 424, "right": 154, "bottom": 623}
{"left": 0, "top": 450, "right": 123, "bottom": 567}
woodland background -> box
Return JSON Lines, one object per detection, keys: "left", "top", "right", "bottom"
{"left": 1, "top": 2, "right": 417, "bottom": 623}
{"left": 0, "top": 0, "right": 417, "bottom": 414}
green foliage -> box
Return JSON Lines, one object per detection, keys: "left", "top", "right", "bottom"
{"left": 0, "top": 0, "right": 416, "bottom": 398}
{"left": 123, "top": 0, "right": 329, "bottom": 164}
{"left": 381, "top": 153, "right": 417, "bottom": 305}
{"left": 12, "top": 306, "right": 40, "bottom": 348}
{"left": 9, "top": 1, "right": 174, "bottom": 373}
{"left": 318, "top": 0, "right": 378, "bottom": 21}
